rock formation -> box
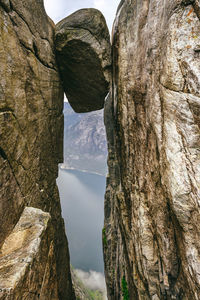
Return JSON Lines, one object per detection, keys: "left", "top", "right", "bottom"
{"left": 0, "top": 1, "right": 75, "bottom": 299}
{"left": 55, "top": 9, "right": 111, "bottom": 113}
{"left": 0, "top": 207, "right": 57, "bottom": 299}
{"left": 103, "top": 0, "right": 200, "bottom": 299}
{"left": 1, "top": 0, "right": 200, "bottom": 299}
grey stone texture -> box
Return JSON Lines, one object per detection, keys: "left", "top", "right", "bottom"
{"left": 0, "top": 1, "right": 75, "bottom": 299}
{"left": 0, "top": 207, "right": 58, "bottom": 299}
{"left": 103, "top": 0, "right": 200, "bottom": 299}
{"left": 55, "top": 8, "right": 111, "bottom": 113}
{"left": 1, "top": 0, "right": 200, "bottom": 299}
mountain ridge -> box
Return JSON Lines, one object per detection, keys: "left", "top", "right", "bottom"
{"left": 62, "top": 102, "right": 107, "bottom": 176}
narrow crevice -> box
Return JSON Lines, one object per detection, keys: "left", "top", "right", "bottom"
{"left": 9, "top": 1, "right": 34, "bottom": 36}
{"left": 17, "top": 38, "right": 57, "bottom": 71}
{"left": 0, "top": 146, "right": 7, "bottom": 160}
{"left": 193, "top": 0, "right": 200, "bottom": 21}
{"left": 118, "top": 220, "right": 140, "bottom": 300}
{"left": 0, "top": 1, "right": 10, "bottom": 13}
{"left": 8, "top": 7, "right": 56, "bottom": 71}
{"left": 1, "top": 148, "right": 25, "bottom": 198}
{"left": 0, "top": 107, "right": 14, "bottom": 114}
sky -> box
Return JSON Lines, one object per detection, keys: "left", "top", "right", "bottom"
{"left": 44, "top": 0, "right": 120, "bottom": 31}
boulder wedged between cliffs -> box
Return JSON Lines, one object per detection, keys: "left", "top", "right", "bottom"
{"left": 55, "top": 8, "right": 111, "bottom": 113}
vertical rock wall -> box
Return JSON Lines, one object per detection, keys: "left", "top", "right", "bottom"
{"left": 104, "top": 0, "right": 200, "bottom": 299}
{"left": 0, "top": 0, "right": 75, "bottom": 299}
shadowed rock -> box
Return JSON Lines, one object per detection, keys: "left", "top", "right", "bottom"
{"left": 0, "top": 1, "right": 75, "bottom": 298}
{"left": 55, "top": 8, "right": 111, "bottom": 113}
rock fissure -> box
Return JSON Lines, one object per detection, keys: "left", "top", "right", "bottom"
{"left": 0, "top": 147, "right": 7, "bottom": 160}
{"left": 192, "top": 0, "right": 200, "bottom": 20}
{"left": 18, "top": 34, "right": 57, "bottom": 71}
{"left": 9, "top": 5, "right": 34, "bottom": 36}
{"left": 5, "top": 160, "right": 25, "bottom": 198}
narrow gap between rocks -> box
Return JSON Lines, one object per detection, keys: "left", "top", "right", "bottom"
{"left": 44, "top": 2, "right": 120, "bottom": 299}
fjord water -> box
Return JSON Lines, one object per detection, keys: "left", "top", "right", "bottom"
{"left": 57, "top": 168, "right": 106, "bottom": 273}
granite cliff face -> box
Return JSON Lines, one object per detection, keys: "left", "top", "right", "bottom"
{"left": 103, "top": 0, "right": 200, "bottom": 299}
{"left": 1, "top": 0, "right": 200, "bottom": 299}
{"left": 0, "top": 1, "right": 75, "bottom": 299}
{"left": 0, "top": 4, "right": 111, "bottom": 299}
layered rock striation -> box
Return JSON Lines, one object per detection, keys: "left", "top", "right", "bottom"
{"left": 0, "top": 207, "right": 57, "bottom": 299}
{"left": 0, "top": 1, "right": 75, "bottom": 299}
{"left": 103, "top": 0, "right": 200, "bottom": 299}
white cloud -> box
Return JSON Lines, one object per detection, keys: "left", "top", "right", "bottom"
{"left": 75, "top": 269, "right": 107, "bottom": 299}
{"left": 64, "top": 94, "right": 68, "bottom": 102}
{"left": 94, "top": 0, "right": 106, "bottom": 10}
{"left": 43, "top": 0, "right": 64, "bottom": 23}
{"left": 44, "top": 0, "right": 119, "bottom": 31}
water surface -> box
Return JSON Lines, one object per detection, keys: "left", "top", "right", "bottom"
{"left": 57, "top": 168, "right": 106, "bottom": 273}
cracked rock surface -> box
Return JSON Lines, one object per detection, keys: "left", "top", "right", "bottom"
{"left": 103, "top": 0, "right": 200, "bottom": 299}
{"left": 55, "top": 8, "right": 111, "bottom": 113}
{"left": 0, "top": 1, "right": 75, "bottom": 299}
{"left": 0, "top": 207, "right": 57, "bottom": 300}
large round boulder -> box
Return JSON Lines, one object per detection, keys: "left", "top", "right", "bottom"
{"left": 55, "top": 8, "right": 111, "bottom": 113}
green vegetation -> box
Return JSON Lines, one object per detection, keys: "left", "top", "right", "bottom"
{"left": 87, "top": 289, "right": 104, "bottom": 300}
{"left": 71, "top": 266, "right": 105, "bottom": 300}
{"left": 102, "top": 227, "right": 107, "bottom": 247}
{"left": 121, "top": 276, "right": 129, "bottom": 300}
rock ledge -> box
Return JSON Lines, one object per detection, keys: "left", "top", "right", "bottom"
{"left": 0, "top": 207, "right": 58, "bottom": 300}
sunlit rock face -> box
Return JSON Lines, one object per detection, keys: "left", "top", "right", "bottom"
{"left": 0, "top": 1, "right": 75, "bottom": 299}
{"left": 0, "top": 207, "right": 58, "bottom": 299}
{"left": 55, "top": 8, "right": 111, "bottom": 113}
{"left": 103, "top": 0, "right": 200, "bottom": 299}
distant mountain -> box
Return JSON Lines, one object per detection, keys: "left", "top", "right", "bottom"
{"left": 62, "top": 102, "right": 108, "bottom": 176}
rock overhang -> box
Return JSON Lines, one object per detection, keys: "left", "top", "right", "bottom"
{"left": 55, "top": 8, "right": 111, "bottom": 113}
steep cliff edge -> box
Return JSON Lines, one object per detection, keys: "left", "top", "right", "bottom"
{"left": 104, "top": 0, "right": 200, "bottom": 299}
{"left": 2, "top": 0, "right": 200, "bottom": 299}
{"left": 0, "top": 1, "right": 75, "bottom": 299}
